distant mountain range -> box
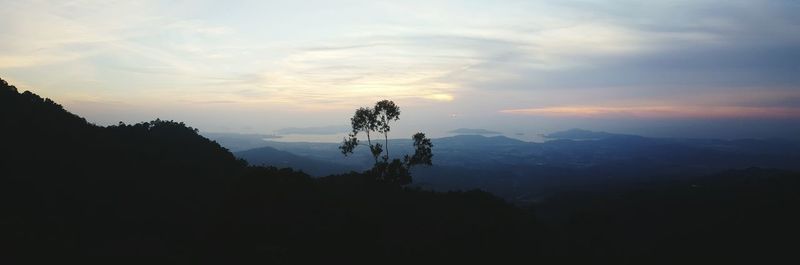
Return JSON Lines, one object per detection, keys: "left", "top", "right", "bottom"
{"left": 210, "top": 129, "right": 800, "bottom": 202}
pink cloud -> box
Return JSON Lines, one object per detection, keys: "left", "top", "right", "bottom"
{"left": 500, "top": 106, "right": 800, "bottom": 119}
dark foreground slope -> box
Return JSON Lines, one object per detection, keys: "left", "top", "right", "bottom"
{"left": 0, "top": 79, "right": 536, "bottom": 264}
{"left": 536, "top": 168, "right": 800, "bottom": 262}
{"left": 0, "top": 79, "right": 244, "bottom": 259}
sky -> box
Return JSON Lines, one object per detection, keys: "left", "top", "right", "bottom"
{"left": 2, "top": 0, "right": 799, "bottom": 141}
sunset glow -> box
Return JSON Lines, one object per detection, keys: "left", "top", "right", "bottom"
{"left": 501, "top": 106, "right": 800, "bottom": 119}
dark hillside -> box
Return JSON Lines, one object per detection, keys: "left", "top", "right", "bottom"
{"left": 0, "top": 79, "right": 537, "bottom": 264}
{"left": 536, "top": 168, "right": 800, "bottom": 263}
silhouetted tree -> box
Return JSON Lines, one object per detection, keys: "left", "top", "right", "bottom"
{"left": 406, "top": 132, "right": 433, "bottom": 166}
{"left": 340, "top": 100, "right": 433, "bottom": 185}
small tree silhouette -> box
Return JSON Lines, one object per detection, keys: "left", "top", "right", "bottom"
{"left": 340, "top": 100, "right": 433, "bottom": 185}
{"left": 406, "top": 132, "right": 433, "bottom": 166}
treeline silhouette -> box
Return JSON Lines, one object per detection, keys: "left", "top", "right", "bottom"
{"left": 2, "top": 78, "right": 800, "bottom": 263}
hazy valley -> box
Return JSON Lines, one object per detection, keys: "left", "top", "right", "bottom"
{"left": 213, "top": 129, "right": 800, "bottom": 202}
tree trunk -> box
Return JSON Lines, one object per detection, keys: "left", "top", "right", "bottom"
{"left": 384, "top": 133, "right": 389, "bottom": 160}
{"left": 366, "top": 130, "right": 377, "bottom": 163}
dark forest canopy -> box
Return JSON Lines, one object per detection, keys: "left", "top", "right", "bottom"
{"left": 2, "top": 78, "right": 800, "bottom": 263}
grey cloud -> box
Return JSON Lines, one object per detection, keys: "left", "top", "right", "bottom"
{"left": 181, "top": 100, "right": 239, "bottom": 105}
{"left": 456, "top": 1, "right": 800, "bottom": 109}
{"left": 301, "top": 42, "right": 395, "bottom": 52}
{"left": 500, "top": 44, "right": 800, "bottom": 91}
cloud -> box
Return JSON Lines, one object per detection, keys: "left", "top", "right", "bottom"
{"left": 424, "top": 94, "right": 454, "bottom": 102}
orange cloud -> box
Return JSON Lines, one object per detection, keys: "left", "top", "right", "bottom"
{"left": 500, "top": 106, "right": 800, "bottom": 119}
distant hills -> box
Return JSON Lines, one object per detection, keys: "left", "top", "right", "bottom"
{"left": 214, "top": 129, "right": 800, "bottom": 201}
{"left": 236, "top": 146, "right": 356, "bottom": 176}
{"left": 201, "top": 132, "right": 280, "bottom": 152}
